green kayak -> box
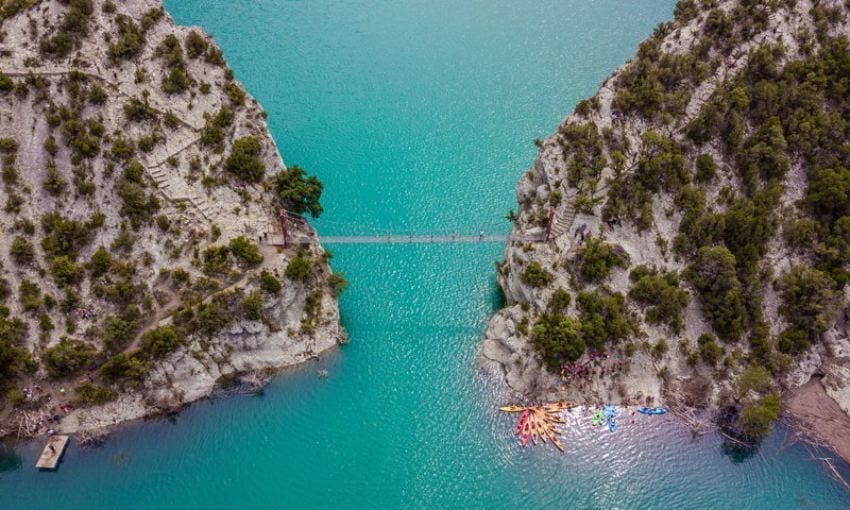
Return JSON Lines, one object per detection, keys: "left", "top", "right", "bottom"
{"left": 591, "top": 411, "right": 604, "bottom": 426}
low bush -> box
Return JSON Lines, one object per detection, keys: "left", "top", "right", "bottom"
{"left": 285, "top": 255, "right": 313, "bottom": 282}
{"left": 43, "top": 338, "right": 97, "bottom": 378}
{"left": 74, "top": 382, "right": 116, "bottom": 405}
{"left": 520, "top": 261, "right": 552, "bottom": 288}
{"left": 224, "top": 136, "right": 265, "bottom": 183}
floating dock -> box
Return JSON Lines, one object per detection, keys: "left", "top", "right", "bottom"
{"left": 35, "top": 435, "right": 69, "bottom": 470}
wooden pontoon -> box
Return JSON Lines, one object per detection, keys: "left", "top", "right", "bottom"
{"left": 35, "top": 435, "right": 69, "bottom": 470}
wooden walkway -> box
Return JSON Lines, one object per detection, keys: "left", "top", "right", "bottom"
{"left": 283, "top": 233, "right": 544, "bottom": 245}
{"left": 35, "top": 435, "right": 69, "bottom": 470}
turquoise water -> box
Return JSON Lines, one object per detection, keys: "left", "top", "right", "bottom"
{"left": 3, "top": 1, "right": 850, "bottom": 508}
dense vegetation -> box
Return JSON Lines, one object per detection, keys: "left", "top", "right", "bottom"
{"left": 514, "top": 0, "right": 850, "bottom": 444}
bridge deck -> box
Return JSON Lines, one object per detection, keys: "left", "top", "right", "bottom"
{"left": 283, "top": 234, "right": 544, "bottom": 245}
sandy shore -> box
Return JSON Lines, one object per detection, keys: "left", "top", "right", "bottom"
{"left": 785, "top": 376, "right": 850, "bottom": 464}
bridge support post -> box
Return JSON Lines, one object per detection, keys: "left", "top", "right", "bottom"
{"left": 545, "top": 206, "right": 555, "bottom": 243}
{"left": 278, "top": 208, "right": 288, "bottom": 248}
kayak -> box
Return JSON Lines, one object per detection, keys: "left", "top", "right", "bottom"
{"left": 591, "top": 411, "right": 604, "bottom": 426}
{"left": 499, "top": 405, "right": 527, "bottom": 413}
{"left": 544, "top": 400, "right": 577, "bottom": 412}
{"left": 638, "top": 407, "right": 668, "bottom": 416}
{"left": 602, "top": 404, "right": 617, "bottom": 419}
{"left": 608, "top": 417, "right": 617, "bottom": 432}
{"left": 514, "top": 410, "right": 529, "bottom": 435}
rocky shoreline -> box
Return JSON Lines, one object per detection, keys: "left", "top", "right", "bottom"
{"left": 0, "top": 0, "right": 342, "bottom": 440}
{"left": 479, "top": 0, "right": 850, "bottom": 460}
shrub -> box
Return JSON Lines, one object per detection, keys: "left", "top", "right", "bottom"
{"left": 687, "top": 246, "right": 746, "bottom": 341}
{"left": 101, "top": 316, "right": 136, "bottom": 352}
{"left": 40, "top": 0, "right": 95, "bottom": 59}
{"left": 576, "top": 290, "right": 633, "bottom": 351}
{"left": 532, "top": 313, "right": 585, "bottom": 368}
{"left": 40, "top": 212, "right": 95, "bottom": 259}
{"left": 43, "top": 162, "right": 68, "bottom": 196}
{"left": 0, "top": 308, "right": 30, "bottom": 386}
{"left": 738, "top": 394, "right": 780, "bottom": 441}
{"left": 140, "top": 325, "right": 183, "bottom": 359}
{"left": 108, "top": 14, "right": 145, "bottom": 61}
{"left": 42, "top": 338, "right": 97, "bottom": 378}
{"left": 228, "top": 236, "right": 263, "bottom": 265}
{"left": 240, "top": 290, "right": 263, "bottom": 321}
{"left": 161, "top": 68, "right": 191, "bottom": 94}
{"left": 123, "top": 97, "right": 158, "bottom": 122}
{"left": 777, "top": 266, "right": 840, "bottom": 339}
{"left": 74, "top": 383, "right": 116, "bottom": 405}
{"left": 202, "top": 245, "right": 231, "bottom": 275}
{"left": 628, "top": 265, "right": 689, "bottom": 333}
{"left": 50, "top": 255, "right": 85, "bottom": 286}
{"left": 185, "top": 30, "right": 209, "bottom": 59}
{"left": 547, "top": 288, "right": 572, "bottom": 313}
{"left": 285, "top": 255, "right": 312, "bottom": 281}
{"left": 697, "top": 333, "right": 723, "bottom": 366}
{"left": 651, "top": 339, "right": 668, "bottom": 360}
{"left": 19, "top": 279, "right": 43, "bottom": 312}
{"left": 575, "top": 237, "right": 628, "bottom": 282}
{"left": 777, "top": 326, "right": 809, "bottom": 355}
{"left": 259, "top": 270, "right": 281, "bottom": 294}
{"left": 10, "top": 237, "right": 35, "bottom": 265}
{"left": 88, "top": 246, "right": 112, "bottom": 277}
{"left": 224, "top": 136, "right": 265, "bottom": 183}
{"left": 224, "top": 82, "right": 245, "bottom": 106}
{"left": 695, "top": 153, "right": 717, "bottom": 182}
{"left": 328, "top": 272, "right": 348, "bottom": 297}
{"left": 737, "top": 364, "right": 772, "bottom": 396}
{"left": 273, "top": 165, "right": 324, "bottom": 218}
{"left": 520, "top": 261, "right": 552, "bottom": 288}
{"left": 100, "top": 352, "right": 149, "bottom": 383}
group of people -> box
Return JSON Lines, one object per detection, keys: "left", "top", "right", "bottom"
{"left": 560, "top": 351, "right": 627, "bottom": 390}
{"left": 79, "top": 306, "right": 98, "bottom": 320}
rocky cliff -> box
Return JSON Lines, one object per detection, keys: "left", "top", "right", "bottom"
{"left": 480, "top": 0, "right": 850, "bottom": 443}
{"left": 0, "top": 0, "right": 342, "bottom": 437}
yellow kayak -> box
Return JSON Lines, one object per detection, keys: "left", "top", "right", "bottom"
{"left": 499, "top": 405, "right": 527, "bottom": 413}
{"left": 544, "top": 400, "right": 577, "bottom": 412}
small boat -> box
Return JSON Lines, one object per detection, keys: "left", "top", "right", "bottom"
{"left": 499, "top": 405, "right": 527, "bottom": 413}
{"left": 638, "top": 407, "right": 668, "bottom": 416}
{"left": 520, "top": 419, "right": 531, "bottom": 446}
{"left": 514, "top": 410, "right": 529, "bottom": 435}
{"left": 608, "top": 417, "right": 617, "bottom": 432}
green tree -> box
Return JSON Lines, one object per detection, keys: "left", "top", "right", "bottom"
{"left": 532, "top": 313, "right": 585, "bottom": 368}
{"left": 687, "top": 246, "right": 747, "bottom": 341}
{"left": 274, "top": 165, "right": 324, "bottom": 218}
{"left": 738, "top": 394, "right": 781, "bottom": 441}
{"left": 285, "top": 255, "right": 312, "bottom": 281}
{"left": 777, "top": 266, "right": 839, "bottom": 339}
{"left": 224, "top": 136, "right": 265, "bottom": 183}
{"left": 42, "top": 338, "right": 97, "bottom": 378}
{"left": 520, "top": 261, "right": 552, "bottom": 288}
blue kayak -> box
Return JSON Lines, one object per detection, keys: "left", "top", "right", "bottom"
{"left": 608, "top": 417, "right": 617, "bottom": 432}
{"left": 638, "top": 407, "right": 667, "bottom": 416}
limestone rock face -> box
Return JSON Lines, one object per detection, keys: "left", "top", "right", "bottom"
{"left": 478, "top": 0, "right": 850, "bottom": 414}
{"left": 0, "top": 0, "right": 341, "bottom": 436}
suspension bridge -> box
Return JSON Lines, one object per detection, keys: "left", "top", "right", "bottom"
{"left": 273, "top": 209, "right": 551, "bottom": 246}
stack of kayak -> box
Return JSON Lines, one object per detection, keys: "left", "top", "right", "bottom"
{"left": 592, "top": 404, "right": 618, "bottom": 432}
{"left": 499, "top": 401, "right": 576, "bottom": 453}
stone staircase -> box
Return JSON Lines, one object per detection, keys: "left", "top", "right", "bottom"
{"left": 147, "top": 164, "right": 215, "bottom": 230}
{"left": 549, "top": 199, "right": 576, "bottom": 239}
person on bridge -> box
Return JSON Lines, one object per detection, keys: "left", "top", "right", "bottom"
{"left": 479, "top": 230, "right": 484, "bottom": 241}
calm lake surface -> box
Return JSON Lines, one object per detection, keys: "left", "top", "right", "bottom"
{"left": 3, "top": 1, "right": 850, "bottom": 508}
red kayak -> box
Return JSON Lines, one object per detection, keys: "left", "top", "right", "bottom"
{"left": 513, "top": 410, "right": 529, "bottom": 436}
{"left": 520, "top": 419, "right": 531, "bottom": 446}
